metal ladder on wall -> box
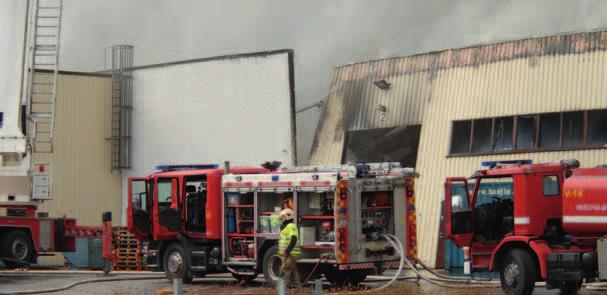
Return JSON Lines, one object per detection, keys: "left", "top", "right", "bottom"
{"left": 27, "top": 0, "right": 63, "bottom": 153}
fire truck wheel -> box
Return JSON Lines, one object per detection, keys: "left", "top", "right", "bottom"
{"left": 558, "top": 280, "right": 582, "bottom": 295}
{"left": 262, "top": 245, "right": 282, "bottom": 286}
{"left": 1, "top": 230, "right": 34, "bottom": 267}
{"left": 499, "top": 248, "right": 537, "bottom": 295}
{"left": 163, "top": 243, "right": 193, "bottom": 284}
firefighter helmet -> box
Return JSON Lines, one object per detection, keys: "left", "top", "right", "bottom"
{"left": 279, "top": 208, "right": 294, "bottom": 222}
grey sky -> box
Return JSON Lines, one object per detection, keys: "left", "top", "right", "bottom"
{"left": 59, "top": 0, "right": 607, "bottom": 163}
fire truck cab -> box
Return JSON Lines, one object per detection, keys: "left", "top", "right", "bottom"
{"left": 128, "top": 164, "right": 266, "bottom": 282}
{"left": 445, "top": 159, "right": 591, "bottom": 295}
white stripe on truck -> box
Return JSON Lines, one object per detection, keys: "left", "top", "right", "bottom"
{"left": 514, "top": 217, "right": 530, "bottom": 225}
{"left": 563, "top": 216, "right": 607, "bottom": 223}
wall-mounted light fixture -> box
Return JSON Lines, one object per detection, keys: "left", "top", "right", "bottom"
{"left": 374, "top": 79, "right": 391, "bottom": 90}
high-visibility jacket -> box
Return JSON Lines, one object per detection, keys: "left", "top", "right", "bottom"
{"left": 279, "top": 223, "right": 300, "bottom": 257}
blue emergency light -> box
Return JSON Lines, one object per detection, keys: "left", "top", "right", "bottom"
{"left": 481, "top": 159, "right": 533, "bottom": 167}
{"left": 156, "top": 164, "right": 219, "bottom": 171}
{"left": 271, "top": 175, "right": 280, "bottom": 181}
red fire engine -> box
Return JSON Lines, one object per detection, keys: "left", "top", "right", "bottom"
{"left": 0, "top": 198, "right": 113, "bottom": 271}
{"left": 445, "top": 159, "right": 607, "bottom": 295}
{"left": 127, "top": 162, "right": 417, "bottom": 285}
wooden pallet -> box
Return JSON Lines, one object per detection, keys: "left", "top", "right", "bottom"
{"left": 111, "top": 226, "right": 148, "bottom": 271}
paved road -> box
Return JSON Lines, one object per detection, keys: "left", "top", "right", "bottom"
{"left": 0, "top": 271, "right": 604, "bottom": 294}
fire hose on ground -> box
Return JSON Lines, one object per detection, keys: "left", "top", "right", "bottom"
{"left": 0, "top": 274, "right": 164, "bottom": 295}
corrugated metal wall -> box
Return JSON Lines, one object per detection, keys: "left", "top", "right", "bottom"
{"left": 32, "top": 72, "right": 121, "bottom": 227}
{"left": 310, "top": 30, "right": 607, "bottom": 267}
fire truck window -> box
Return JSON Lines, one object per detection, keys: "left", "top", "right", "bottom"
{"left": 449, "top": 182, "right": 469, "bottom": 212}
{"left": 158, "top": 181, "right": 173, "bottom": 205}
{"left": 450, "top": 121, "right": 471, "bottom": 154}
{"left": 516, "top": 115, "right": 537, "bottom": 149}
{"left": 471, "top": 119, "right": 492, "bottom": 153}
{"left": 588, "top": 109, "right": 607, "bottom": 145}
{"left": 157, "top": 179, "right": 180, "bottom": 231}
{"left": 562, "top": 111, "right": 584, "bottom": 147}
{"left": 542, "top": 176, "right": 560, "bottom": 196}
{"left": 185, "top": 177, "right": 207, "bottom": 233}
{"left": 131, "top": 181, "right": 147, "bottom": 211}
{"left": 539, "top": 113, "right": 560, "bottom": 148}
{"left": 473, "top": 177, "right": 514, "bottom": 243}
{"left": 493, "top": 117, "right": 513, "bottom": 151}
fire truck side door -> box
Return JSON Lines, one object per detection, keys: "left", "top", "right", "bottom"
{"left": 153, "top": 177, "right": 181, "bottom": 238}
{"left": 127, "top": 177, "right": 150, "bottom": 239}
{"left": 445, "top": 177, "right": 473, "bottom": 247}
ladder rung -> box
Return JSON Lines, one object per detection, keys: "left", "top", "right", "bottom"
{"left": 39, "top": 6, "right": 61, "bottom": 9}
{"left": 31, "top": 114, "right": 53, "bottom": 118}
{"left": 36, "top": 34, "right": 58, "bottom": 37}
{"left": 33, "top": 82, "right": 54, "bottom": 85}
{"left": 38, "top": 16, "right": 60, "bottom": 19}
{"left": 32, "top": 101, "right": 53, "bottom": 104}
{"left": 33, "top": 63, "right": 56, "bottom": 67}
{"left": 35, "top": 44, "right": 57, "bottom": 48}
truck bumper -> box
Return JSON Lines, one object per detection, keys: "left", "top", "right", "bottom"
{"left": 546, "top": 252, "right": 596, "bottom": 288}
{"left": 145, "top": 249, "right": 161, "bottom": 271}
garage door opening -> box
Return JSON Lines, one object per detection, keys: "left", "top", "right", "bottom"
{"left": 342, "top": 125, "right": 421, "bottom": 167}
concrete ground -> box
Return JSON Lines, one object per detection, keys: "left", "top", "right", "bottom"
{"left": 0, "top": 270, "right": 605, "bottom": 295}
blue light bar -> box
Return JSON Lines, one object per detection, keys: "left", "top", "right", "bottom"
{"left": 156, "top": 164, "right": 219, "bottom": 171}
{"left": 271, "top": 175, "right": 279, "bottom": 181}
{"left": 481, "top": 159, "right": 533, "bottom": 167}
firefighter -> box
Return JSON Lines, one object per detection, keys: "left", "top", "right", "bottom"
{"left": 279, "top": 208, "right": 301, "bottom": 288}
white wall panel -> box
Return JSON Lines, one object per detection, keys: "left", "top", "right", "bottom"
{"left": 122, "top": 51, "right": 296, "bottom": 222}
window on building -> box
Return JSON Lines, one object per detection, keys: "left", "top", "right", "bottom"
{"left": 472, "top": 119, "right": 492, "bottom": 153}
{"left": 448, "top": 108, "right": 607, "bottom": 156}
{"left": 542, "top": 176, "right": 560, "bottom": 196}
{"left": 539, "top": 113, "right": 561, "bottom": 148}
{"left": 0, "top": 112, "right": 3, "bottom": 129}
{"left": 588, "top": 110, "right": 607, "bottom": 145}
{"left": 342, "top": 125, "right": 421, "bottom": 167}
{"left": 450, "top": 121, "right": 471, "bottom": 154}
{"left": 516, "top": 115, "right": 536, "bottom": 149}
{"left": 562, "top": 112, "right": 584, "bottom": 147}
{"left": 493, "top": 117, "right": 513, "bottom": 151}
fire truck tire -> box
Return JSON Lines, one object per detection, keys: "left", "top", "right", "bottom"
{"left": 325, "top": 269, "right": 368, "bottom": 286}
{"left": 163, "top": 243, "right": 193, "bottom": 284}
{"left": 262, "top": 245, "right": 282, "bottom": 286}
{"left": 499, "top": 248, "right": 537, "bottom": 295}
{"left": 1, "top": 230, "right": 34, "bottom": 267}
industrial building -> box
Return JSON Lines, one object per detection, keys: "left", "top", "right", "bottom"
{"left": 310, "top": 29, "right": 607, "bottom": 267}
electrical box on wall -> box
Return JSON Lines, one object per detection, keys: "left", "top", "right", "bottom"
{"left": 32, "top": 163, "right": 51, "bottom": 200}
